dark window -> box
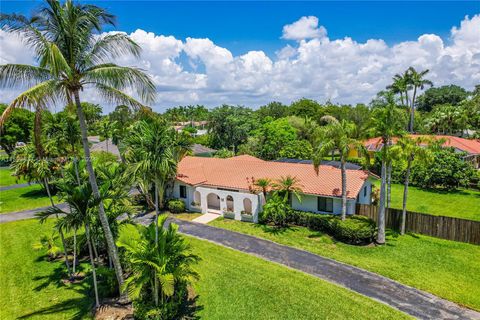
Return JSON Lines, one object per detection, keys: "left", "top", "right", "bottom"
{"left": 364, "top": 186, "right": 367, "bottom": 197}
{"left": 317, "top": 197, "right": 333, "bottom": 212}
{"left": 180, "top": 185, "right": 187, "bottom": 199}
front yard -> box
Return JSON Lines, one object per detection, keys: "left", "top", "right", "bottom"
{"left": 210, "top": 217, "right": 480, "bottom": 311}
{"left": 0, "top": 219, "right": 408, "bottom": 319}
{"left": 0, "top": 167, "right": 25, "bottom": 187}
{"left": 374, "top": 180, "right": 480, "bottom": 221}
{"left": 0, "top": 184, "right": 56, "bottom": 214}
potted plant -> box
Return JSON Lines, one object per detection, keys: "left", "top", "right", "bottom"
{"left": 191, "top": 201, "right": 200, "bottom": 207}
{"left": 223, "top": 210, "right": 235, "bottom": 219}
{"left": 241, "top": 210, "right": 254, "bottom": 222}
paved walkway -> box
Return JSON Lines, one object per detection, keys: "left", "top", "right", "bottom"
{"left": 160, "top": 217, "right": 478, "bottom": 320}
{"left": 0, "top": 203, "right": 69, "bottom": 223}
{"left": 192, "top": 212, "right": 220, "bottom": 224}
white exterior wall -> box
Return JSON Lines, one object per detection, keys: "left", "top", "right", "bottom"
{"left": 357, "top": 179, "right": 373, "bottom": 205}
{"left": 173, "top": 181, "right": 261, "bottom": 223}
{"left": 291, "top": 194, "right": 356, "bottom": 215}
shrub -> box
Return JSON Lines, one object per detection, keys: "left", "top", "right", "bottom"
{"left": 286, "top": 210, "right": 376, "bottom": 245}
{"left": 261, "top": 195, "right": 292, "bottom": 227}
{"left": 95, "top": 266, "right": 118, "bottom": 298}
{"left": 167, "top": 199, "right": 186, "bottom": 213}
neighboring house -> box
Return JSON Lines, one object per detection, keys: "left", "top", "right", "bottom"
{"left": 349, "top": 134, "right": 480, "bottom": 169}
{"left": 173, "top": 155, "right": 373, "bottom": 223}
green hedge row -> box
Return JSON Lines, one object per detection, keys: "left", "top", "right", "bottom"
{"left": 285, "top": 210, "right": 377, "bottom": 245}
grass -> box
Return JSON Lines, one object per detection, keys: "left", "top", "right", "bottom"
{"left": 0, "top": 167, "right": 25, "bottom": 187}
{"left": 0, "top": 184, "right": 56, "bottom": 214}
{"left": 169, "top": 212, "right": 202, "bottom": 221}
{"left": 374, "top": 180, "right": 480, "bottom": 221}
{"left": 210, "top": 217, "right": 480, "bottom": 311}
{"left": 0, "top": 219, "right": 409, "bottom": 320}
{"left": 0, "top": 219, "right": 93, "bottom": 320}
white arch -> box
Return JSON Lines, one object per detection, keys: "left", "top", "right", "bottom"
{"left": 207, "top": 193, "right": 220, "bottom": 210}
{"left": 243, "top": 198, "right": 252, "bottom": 214}
{"left": 226, "top": 195, "right": 234, "bottom": 211}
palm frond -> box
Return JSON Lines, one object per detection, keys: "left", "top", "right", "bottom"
{"left": 93, "top": 83, "right": 149, "bottom": 110}
{"left": 85, "top": 33, "right": 141, "bottom": 65}
{"left": 0, "top": 64, "right": 51, "bottom": 88}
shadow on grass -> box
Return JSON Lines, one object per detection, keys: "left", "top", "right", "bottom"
{"left": 19, "top": 261, "right": 93, "bottom": 319}
{"left": 254, "top": 223, "right": 294, "bottom": 235}
{"left": 18, "top": 188, "right": 48, "bottom": 200}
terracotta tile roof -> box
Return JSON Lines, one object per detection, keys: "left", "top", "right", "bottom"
{"left": 364, "top": 135, "right": 480, "bottom": 155}
{"left": 177, "top": 156, "right": 370, "bottom": 199}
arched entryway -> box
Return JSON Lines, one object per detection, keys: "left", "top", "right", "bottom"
{"left": 226, "top": 195, "right": 234, "bottom": 212}
{"left": 207, "top": 193, "right": 220, "bottom": 210}
{"left": 243, "top": 198, "right": 252, "bottom": 214}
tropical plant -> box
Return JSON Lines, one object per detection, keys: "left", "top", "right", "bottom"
{"left": 33, "top": 233, "right": 62, "bottom": 260}
{"left": 392, "top": 136, "right": 433, "bottom": 234}
{"left": 261, "top": 194, "right": 293, "bottom": 227}
{"left": 371, "top": 94, "right": 405, "bottom": 244}
{"left": 0, "top": 0, "right": 156, "bottom": 289}
{"left": 271, "top": 175, "right": 303, "bottom": 203}
{"left": 408, "top": 67, "right": 433, "bottom": 132}
{"left": 0, "top": 103, "right": 34, "bottom": 156}
{"left": 313, "top": 118, "right": 369, "bottom": 220}
{"left": 117, "top": 215, "right": 200, "bottom": 312}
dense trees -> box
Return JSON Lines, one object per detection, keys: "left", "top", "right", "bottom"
{"left": 0, "top": 104, "right": 33, "bottom": 156}
{"left": 417, "top": 85, "right": 469, "bottom": 112}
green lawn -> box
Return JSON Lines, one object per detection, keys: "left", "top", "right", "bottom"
{"left": 0, "top": 219, "right": 409, "bottom": 320}
{"left": 210, "top": 218, "right": 480, "bottom": 311}
{"left": 0, "top": 167, "right": 25, "bottom": 187}
{"left": 0, "top": 184, "right": 56, "bottom": 214}
{"left": 374, "top": 180, "right": 480, "bottom": 221}
{"left": 169, "top": 212, "right": 202, "bottom": 221}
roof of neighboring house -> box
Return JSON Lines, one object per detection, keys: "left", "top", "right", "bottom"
{"left": 177, "top": 155, "right": 371, "bottom": 199}
{"left": 364, "top": 135, "right": 480, "bottom": 155}
{"left": 191, "top": 144, "right": 216, "bottom": 155}
{"left": 274, "top": 158, "right": 362, "bottom": 170}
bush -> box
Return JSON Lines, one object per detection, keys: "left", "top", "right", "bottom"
{"left": 261, "top": 195, "right": 292, "bottom": 227}
{"left": 167, "top": 199, "right": 186, "bottom": 213}
{"left": 95, "top": 266, "right": 119, "bottom": 298}
{"left": 286, "top": 210, "right": 376, "bottom": 245}
{"left": 133, "top": 282, "right": 189, "bottom": 319}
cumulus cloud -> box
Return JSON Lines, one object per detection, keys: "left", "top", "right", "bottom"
{"left": 1, "top": 15, "right": 479, "bottom": 112}
{"left": 282, "top": 16, "right": 327, "bottom": 41}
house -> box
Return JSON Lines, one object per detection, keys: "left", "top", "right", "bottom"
{"left": 173, "top": 155, "right": 373, "bottom": 223}
{"left": 348, "top": 134, "right": 480, "bottom": 169}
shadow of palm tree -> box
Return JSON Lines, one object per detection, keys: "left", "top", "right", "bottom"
{"left": 254, "top": 223, "right": 292, "bottom": 235}
{"left": 17, "top": 296, "right": 92, "bottom": 320}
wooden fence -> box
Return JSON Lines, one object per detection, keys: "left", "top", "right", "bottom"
{"left": 356, "top": 204, "right": 480, "bottom": 245}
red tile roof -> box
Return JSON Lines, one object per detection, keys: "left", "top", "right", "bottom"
{"left": 364, "top": 135, "right": 480, "bottom": 155}
{"left": 177, "top": 155, "right": 370, "bottom": 199}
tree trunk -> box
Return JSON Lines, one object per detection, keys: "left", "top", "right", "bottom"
{"left": 377, "top": 154, "right": 387, "bottom": 244}
{"left": 154, "top": 181, "right": 160, "bottom": 307}
{"left": 401, "top": 159, "right": 412, "bottom": 235}
{"left": 386, "top": 162, "right": 392, "bottom": 209}
{"left": 410, "top": 86, "right": 417, "bottom": 133}
{"left": 86, "top": 221, "right": 100, "bottom": 308}
{"left": 340, "top": 156, "right": 347, "bottom": 220}
{"left": 44, "top": 178, "right": 72, "bottom": 278}
{"left": 73, "top": 90, "right": 125, "bottom": 291}
{"left": 73, "top": 228, "right": 77, "bottom": 275}
{"left": 92, "top": 237, "right": 100, "bottom": 266}
{"left": 73, "top": 157, "right": 81, "bottom": 185}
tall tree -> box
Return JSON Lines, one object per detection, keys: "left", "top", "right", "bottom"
{"left": 371, "top": 94, "right": 405, "bottom": 244}
{"left": 408, "top": 67, "right": 433, "bottom": 132}
{"left": 313, "top": 119, "right": 368, "bottom": 220}
{"left": 0, "top": 0, "right": 156, "bottom": 291}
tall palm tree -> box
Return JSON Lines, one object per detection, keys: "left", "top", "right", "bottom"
{"left": 0, "top": 0, "right": 156, "bottom": 289}
{"left": 393, "top": 136, "right": 433, "bottom": 235}
{"left": 372, "top": 94, "right": 405, "bottom": 244}
{"left": 117, "top": 215, "right": 200, "bottom": 307}
{"left": 313, "top": 119, "right": 368, "bottom": 220}
{"left": 387, "top": 71, "right": 411, "bottom": 107}
{"left": 408, "top": 67, "right": 433, "bottom": 132}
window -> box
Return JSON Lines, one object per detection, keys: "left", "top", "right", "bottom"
{"left": 317, "top": 197, "right": 333, "bottom": 212}
{"left": 363, "top": 185, "right": 368, "bottom": 198}
{"left": 180, "top": 185, "right": 187, "bottom": 199}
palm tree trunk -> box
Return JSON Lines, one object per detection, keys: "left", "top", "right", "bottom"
{"left": 73, "top": 228, "right": 77, "bottom": 275}
{"left": 410, "top": 86, "right": 417, "bottom": 132}
{"left": 73, "top": 90, "right": 125, "bottom": 291}
{"left": 73, "top": 157, "right": 81, "bottom": 185}
{"left": 377, "top": 154, "right": 387, "bottom": 244}
{"left": 386, "top": 162, "right": 392, "bottom": 209}
{"left": 44, "top": 178, "right": 72, "bottom": 278}
{"left": 86, "top": 221, "right": 100, "bottom": 308}
{"left": 340, "top": 156, "right": 347, "bottom": 221}
{"left": 154, "top": 182, "right": 159, "bottom": 244}
{"left": 401, "top": 159, "right": 412, "bottom": 235}
{"left": 92, "top": 237, "right": 100, "bottom": 265}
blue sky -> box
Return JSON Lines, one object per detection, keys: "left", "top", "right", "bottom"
{"left": 1, "top": 1, "right": 479, "bottom": 111}
{"left": 2, "top": 1, "right": 478, "bottom": 56}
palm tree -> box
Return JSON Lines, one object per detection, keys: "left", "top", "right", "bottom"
{"left": 393, "top": 136, "right": 433, "bottom": 235}
{"left": 387, "top": 71, "right": 411, "bottom": 107}
{"left": 253, "top": 178, "right": 272, "bottom": 204}
{"left": 272, "top": 175, "right": 303, "bottom": 204}
{"left": 408, "top": 67, "right": 433, "bottom": 132}
{"left": 372, "top": 94, "right": 405, "bottom": 244}
{"left": 117, "top": 215, "right": 200, "bottom": 307}
{"left": 0, "top": 0, "right": 156, "bottom": 289}
{"left": 313, "top": 119, "right": 368, "bottom": 220}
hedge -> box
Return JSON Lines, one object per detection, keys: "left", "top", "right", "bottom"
{"left": 285, "top": 210, "right": 376, "bottom": 245}
{"left": 167, "top": 199, "right": 186, "bottom": 213}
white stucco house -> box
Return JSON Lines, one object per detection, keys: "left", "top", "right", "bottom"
{"left": 172, "top": 155, "right": 374, "bottom": 223}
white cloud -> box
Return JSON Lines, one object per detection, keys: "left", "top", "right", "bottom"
{"left": 282, "top": 16, "right": 328, "bottom": 41}
{"left": 1, "top": 15, "right": 479, "bottom": 113}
